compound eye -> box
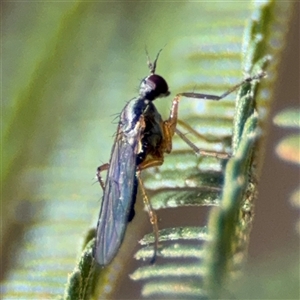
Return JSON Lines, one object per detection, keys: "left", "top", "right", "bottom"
{"left": 148, "top": 74, "right": 169, "bottom": 95}
{"left": 139, "top": 74, "right": 170, "bottom": 100}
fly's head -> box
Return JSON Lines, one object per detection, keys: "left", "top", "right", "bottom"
{"left": 139, "top": 74, "right": 170, "bottom": 101}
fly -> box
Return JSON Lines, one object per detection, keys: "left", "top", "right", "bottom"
{"left": 93, "top": 49, "right": 265, "bottom": 266}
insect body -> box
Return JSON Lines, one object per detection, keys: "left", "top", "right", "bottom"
{"left": 94, "top": 52, "right": 170, "bottom": 266}
{"left": 94, "top": 50, "right": 265, "bottom": 266}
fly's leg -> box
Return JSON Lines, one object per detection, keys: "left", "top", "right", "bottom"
{"left": 177, "top": 119, "right": 228, "bottom": 144}
{"left": 97, "top": 163, "right": 109, "bottom": 190}
{"left": 136, "top": 170, "right": 159, "bottom": 264}
{"left": 136, "top": 145, "right": 225, "bottom": 262}
{"left": 164, "top": 72, "right": 266, "bottom": 157}
{"left": 175, "top": 127, "right": 231, "bottom": 159}
{"left": 138, "top": 157, "right": 164, "bottom": 170}
{"left": 178, "top": 72, "right": 265, "bottom": 101}
{"left": 135, "top": 155, "right": 166, "bottom": 263}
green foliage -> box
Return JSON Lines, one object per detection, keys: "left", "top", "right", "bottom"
{"left": 1, "top": 1, "right": 294, "bottom": 299}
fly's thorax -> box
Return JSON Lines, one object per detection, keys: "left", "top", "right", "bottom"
{"left": 120, "top": 96, "right": 149, "bottom": 133}
{"left": 119, "top": 100, "right": 146, "bottom": 148}
{"left": 127, "top": 114, "right": 145, "bottom": 150}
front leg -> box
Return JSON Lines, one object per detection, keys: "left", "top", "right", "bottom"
{"left": 162, "top": 95, "right": 181, "bottom": 153}
{"left": 162, "top": 94, "right": 229, "bottom": 157}
{"left": 164, "top": 73, "right": 265, "bottom": 158}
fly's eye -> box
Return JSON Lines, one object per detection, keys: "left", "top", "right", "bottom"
{"left": 147, "top": 74, "right": 169, "bottom": 96}
{"left": 140, "top": 74, "right": 170, "bottom": 100}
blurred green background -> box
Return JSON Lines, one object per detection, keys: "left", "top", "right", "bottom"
{"left": 2, "top": 1, "right": 299, "bottom": 299}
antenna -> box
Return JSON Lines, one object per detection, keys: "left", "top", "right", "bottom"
{"left": 145, "top": 47, "right": 164, "bottom": 74}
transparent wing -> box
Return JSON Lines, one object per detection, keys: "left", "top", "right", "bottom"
{"left": 94, "top": 133, "right": 138, "bottom": 266}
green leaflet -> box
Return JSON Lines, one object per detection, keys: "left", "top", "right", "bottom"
{"left": 1, "top": 1, "right": 294, "bottom": 300}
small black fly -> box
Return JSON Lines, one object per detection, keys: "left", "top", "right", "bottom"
{"left": 93, "top": 50, "right": 265, "bottom": 266}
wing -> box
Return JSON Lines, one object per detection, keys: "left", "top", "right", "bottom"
{"left": 94, "top": 127, "right": 141, "bottom": 266}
